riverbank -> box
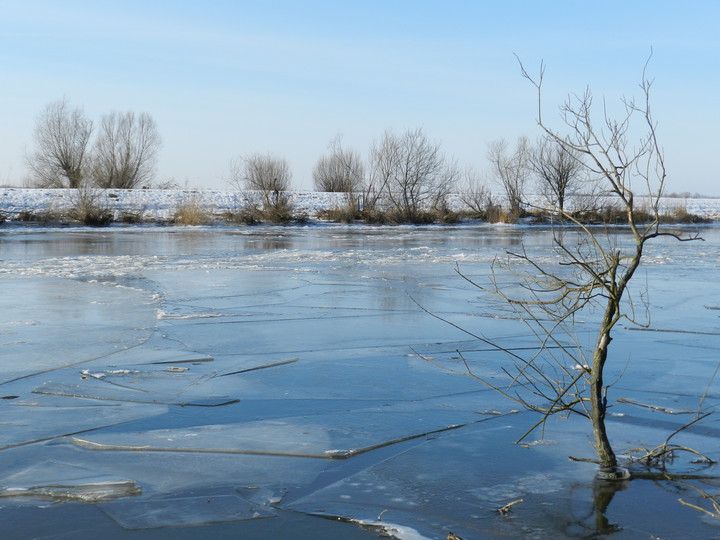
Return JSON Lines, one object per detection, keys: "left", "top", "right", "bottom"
{"left": 1, "top": 188, "right": 718, "bottom": 224}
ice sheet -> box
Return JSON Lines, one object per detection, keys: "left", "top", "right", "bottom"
{"left": 289, "top": 412, "right": 720, "bottom": 539}
{"left": 101, "top": 492, "right": 275, "bottom": 529}
{"left": 1, "top": 225, "right": 718, "bottom": 538}
{"left": 0, "top": 401, "right": 167, "bottom": 450}
{"left": 65, "top": 394, "right": 508, "bottom": 459}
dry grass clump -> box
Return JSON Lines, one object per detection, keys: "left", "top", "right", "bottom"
{"left": 660, "top": 203, "right": 712, "bottom": 224}
{"left": 317, "top": 195, "right": 361, "bottom": 223}
{"left": 172, "top": 197, "right": 212, "bottom": 225}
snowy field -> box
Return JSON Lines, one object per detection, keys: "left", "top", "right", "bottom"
{"left": 1, "top": 187, "right": 719, "bottom": 221}
{"left": 0, "top": 208, "right": 719, "bottom": 537}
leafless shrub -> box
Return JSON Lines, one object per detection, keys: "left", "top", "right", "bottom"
{"left": 228, "top": 154, "right": 295, "bottom": 220}
{"left": 458, "top": 168, "right": 492, "bottom": 216}
{"left": 229, "top": 154, "right": 291, "bottom": 194}
{"left": 313, "top": 136, "right": 365, "bottom": 192}
{"left": 431, "top": 54, "right": 705, "bottom": 480}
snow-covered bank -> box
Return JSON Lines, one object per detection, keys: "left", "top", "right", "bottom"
{"left": 0, "top": 188, "right": 347, "bottom": 222}
{"left": 1, "top": 188, "right": 719, "bottom": 222}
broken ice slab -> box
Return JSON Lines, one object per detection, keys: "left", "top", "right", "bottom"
{"left": 206, "top": 353, "right": 488, "bottom": 403}
{"left": 66, "top": 396, "right": 508, "bottom": 459}
{"left": 100, "top": 491, "right": 275, "bottom": 530}
{"left": 287, "top": 411, "right": 719, "bottom": 540}
{"left": 0, "top": 461, "right": 140, "bottom": 503}
{"left": 32, "top": 381, "right": 238, "bottom": 407}
{"left": 285, "top": 414, "right": 578, "bottom": 539}
{"left": 0, "top": 278, "right": 156, "bottom": 384}
{"left": 0, "top": 401, "right": 167, "bottom": 450}
{"left": 94, "top": 345, "right": 215, "bottom": 367}
{"left": 76, "top": 366, "right": 217, "bottom": 394}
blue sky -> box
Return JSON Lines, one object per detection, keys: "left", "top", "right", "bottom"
{"left": 1, "top": 1, "right": 718, "bottom": 194}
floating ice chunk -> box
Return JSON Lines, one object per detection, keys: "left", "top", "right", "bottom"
{"left": 101, "top": 346, "right": 214, "bottom": 366}
{"left": 519, "top": 439, "right": 557, "bottom": 448}
{"left": 67, "top": 406, "right": 485, "bottom": 459}
{"left": 156, "top": 308, "right": 227, "bottom": 320}
{"left": 0, "top": 461, "right": 140, "bottom": 502}
{"left": 32, "top": 382, "right": 238, "bottom": 407}
{"left": 345, "top": 519, "right": 430, "bottom": 540}
{"left": 0, "top": 402, "right": 167, "bottom": 450}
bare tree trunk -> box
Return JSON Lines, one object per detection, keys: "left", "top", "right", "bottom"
{"left": 591, "top": 324, "right": 617, "bottom": 470}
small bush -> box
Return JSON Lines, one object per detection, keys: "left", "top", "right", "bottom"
{"left": 223, "top": 208, "right": 261, "bottom": 225}
{"left": 67, "top": 206, "right": 113, "bottom": 226}
{"left": 224, "top": 190, "right": 302, "bottom": 224}
{"left": 118, "top": 209, "right": 147, "bottom": 224}
{"left": 261, "top": 191, "right": 295, "bottom": 223}
{"left": 14, "top": 209, "right": 62, "bottom": 224}
{"left": 322, "top": 203, "right": 460, "bottom": 225}
{"left": 566, "top": 202, "right": 710, "bottom": 225}
{"left": 66, "top": 185, "right": 114, "bottom": 225}
{"left": 317, "top": 195, "right": 361, "bottom": 223}
{"left": 317, "top": 206, "right": 359, "bottom": 223}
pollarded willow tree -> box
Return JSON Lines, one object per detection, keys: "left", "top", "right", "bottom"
{"left": 26, "top": 98, "right": 93, "bottom": 188}
{"left": 227, "top": 153, "right": 296, "bottom": 222}
{"left": 369, "top": 128, "right": 459, "bottom": 222}
{"left": 313, "top": 136, "right": 365, "bottom": 193}
{"left": 487, "top": 136, "right": 533, "bottom": 221}
{"left": 92, "top": 111, "right": 161, "bottom": 189}
{"left": 229, "top": 153, "right": 293, "bottom": 206}
{"left": 530, "top": 135, "right": 585, "bottom": 215}
{"left": 447, "top": 55, "right": 702, "bottom": 479}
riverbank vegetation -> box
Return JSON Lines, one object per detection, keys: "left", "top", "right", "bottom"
{"left": 13, "top": 97, "right": 715, "bottom": 227}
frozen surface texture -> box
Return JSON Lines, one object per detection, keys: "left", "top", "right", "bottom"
{"left": 1, "top": 224, "right": 719, "bottom": 538}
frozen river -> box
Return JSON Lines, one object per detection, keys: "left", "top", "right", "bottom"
{"left": 1, "top": 223, "right": 719, "bottom": 539}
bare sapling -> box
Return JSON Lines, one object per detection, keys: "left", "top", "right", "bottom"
{"left": 434, "top": 53, "right": 704, "bottom": 479}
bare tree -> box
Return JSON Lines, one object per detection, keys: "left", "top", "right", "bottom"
{"left": 26, "top": 99, "right": 93, "bottom": 188}
{"left": 229, "top": 153, "right": 291, "bottom": 199}
{"left": 313, "top": 136, "right": 365, "bottom": 193}
{"left": 369, "top": 128, "right": 458, "bottom": 221}
{"left": 228, "top": 153, "right": 294, "bottom": 220}
{"left": 91, "top": 111, "right": 161, "bottom": 189}
{"left": 530, "top": 136, "right": 584, "bottom": 214}
{"left": 487, "top": 137, "right": 531, "bottom": 220}
{"left": 443, "top": 55, "right": 702, "bottom": 479}
{"left": 458, "top": 168, "right": 494, "bottom": 217}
